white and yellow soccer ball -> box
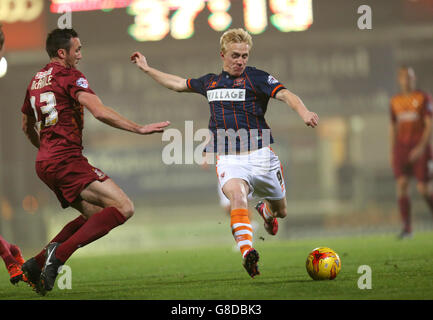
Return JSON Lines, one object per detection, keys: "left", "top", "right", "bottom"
{"left": 306, "top": 247, "right": 341, "bottom": 280}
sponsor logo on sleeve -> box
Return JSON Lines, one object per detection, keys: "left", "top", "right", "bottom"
{"left": 93, "top": 168, "right": 106, "bottom": 179}
{"left": 76, "top": 77, "right": 89, "bottom": 88}
{"left": 267, "top": 75, "right": 279, "bottom": 85}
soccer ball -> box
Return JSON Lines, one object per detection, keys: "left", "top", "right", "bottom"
{"left": 306, "top": 247, "right": 341, "bottom": 280}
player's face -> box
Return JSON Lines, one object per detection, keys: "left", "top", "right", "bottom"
{"left": 221, "top": 42, "right": 250, "bottom": 77}
{"left": 65, "top": 37, "right": 82, "bottom": 69}
{"left": 398, "top": 67, "right": 416, "bottom": 93}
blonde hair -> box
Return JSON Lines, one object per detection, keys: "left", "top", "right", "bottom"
{"left": 220, "top": 28, "right": 253, "bottom": 54}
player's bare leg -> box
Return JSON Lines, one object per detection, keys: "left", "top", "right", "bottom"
{"left": 71, "top": 200, "right": 103, "bottom": 217}
{"left": 223, "top": 178, "right": 249, "bottom": 210}
{"left": 223, "top": 179, "right": 260, "bottom": 278}
{"left": 266, "top": 198, "right": 288, "bottom": 219}
{"left": 40, "top": 179, "right": 134, "bottom": 293}
{"left": 77, "top": 179, "right": 134, "bottom": 219}
{"left": 396, "top": 175, "right": 412, "bottom": 238}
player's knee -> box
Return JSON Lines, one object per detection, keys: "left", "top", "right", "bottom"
{"left": 417, "top": 183, "right": 428, "bottom": 197}
{"left": 396, "top": 180, "right": 409, "bottom": 196}
{"left": 118, "top": 198, "right": 135, "bottom": 220}
{"left": 224, "top": 187, "right": 248, "bottom": 208}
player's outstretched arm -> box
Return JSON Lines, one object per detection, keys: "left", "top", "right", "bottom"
{"left": 77, "top": 91, "right": 170, "bottom": 135}
{"left": 130, "top": 51, "right": 190, "bottom": 93}
{"left": 21, "top": 114, "right": 40, "bottom": 148}
{"left": 275, "top": 89, "right": 319, "bottom": 128}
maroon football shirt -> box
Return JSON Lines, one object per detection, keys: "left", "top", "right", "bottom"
{"left": 21, "top": 62, "right": 95, "bottom": 161}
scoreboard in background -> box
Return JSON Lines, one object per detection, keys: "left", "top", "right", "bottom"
{"left": 127, "top": 0, "right": 313, "bottom": 41}
{"left": 49, "top": 0, "right": 313, "bottom": 41}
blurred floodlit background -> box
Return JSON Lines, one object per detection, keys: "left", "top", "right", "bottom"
{"left": 1, "top": 0, "right": 433, "bottom": 257}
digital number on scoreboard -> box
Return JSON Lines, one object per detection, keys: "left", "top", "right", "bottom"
{"left": 50, "top": 0, "right": 313, "bottom": 41}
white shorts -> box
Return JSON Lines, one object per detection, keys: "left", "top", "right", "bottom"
{"left": 216, "top": 147, "right": 286, "bottom": 201}
{"left": 217, "top": 184, "right": 231, "bottom": 207}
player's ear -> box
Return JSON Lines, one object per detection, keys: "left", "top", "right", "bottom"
{"left": 220, "top": 51, "right": 225, "bottom": 59}
{"left": 57, "top": 48, "right": 67, "bottom": 59}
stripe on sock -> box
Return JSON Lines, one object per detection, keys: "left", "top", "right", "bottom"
{"left": 231, "top": 208, "right": 253, "bottom": 258}
{"left": 262, "top": 203, "right": 273, "bottom": 221}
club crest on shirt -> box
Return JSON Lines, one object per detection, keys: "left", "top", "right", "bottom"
{"left": 209, "top": 81, "right": 217, "bottom": 89}
{"left": 76, "top": 77, "right": 89, "bottom": 88}
{"left": 234, "top": 78, "right": 245, "bottom": 87}
{"left": 267, "top": 75, "right": 279, "bottom": 85}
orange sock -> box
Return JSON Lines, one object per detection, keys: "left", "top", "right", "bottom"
{"left": 231, "top": 208, "right": 253, "bottom": 258}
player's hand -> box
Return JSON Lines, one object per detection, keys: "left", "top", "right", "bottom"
{"left": 130, "top": 52, "right": 150, "bottom": 72}
{"left": 303, "top": 111, "right": 319, "bottom": 128}
{"left": 409, "top": 145, "right": 424, "bottom": 163}
{"left": 137, "top": 121, "right": 170, "bottom": 135}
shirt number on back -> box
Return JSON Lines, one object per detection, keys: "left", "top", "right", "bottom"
{"left": 30, "top": 92, "right": 58, "bottom": 128}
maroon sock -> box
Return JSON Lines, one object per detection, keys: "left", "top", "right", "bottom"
{"left": 34, "top": 215, "right": 87, "bottom": 269}
{"left": 55, "top": 207, "right": 127, "bottom": 263}
{"left": 398, "top": 196, "right": 411, "bottom": 233}
{"left": 0, "top": 236, "right": 17, "bottom": 268}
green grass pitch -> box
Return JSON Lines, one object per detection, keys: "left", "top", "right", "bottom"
{"left": 1, "top": 231, "right": 433, "bottom": 300}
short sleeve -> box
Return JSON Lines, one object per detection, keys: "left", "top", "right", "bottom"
{"left": 254, "top": 69, "right": 286, "bottom": 98}
{"left": 186, "top": 73, "right": 214, "bottom": 96}
{"left": 65, "top": 70, "right": 95, "bottom": 102}
{"left": 21, "top": 90, "right": 33, "bottom": 116}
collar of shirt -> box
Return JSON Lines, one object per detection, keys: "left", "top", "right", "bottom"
{"left": 221, "top": 69, "right": 246, "bottom": 79}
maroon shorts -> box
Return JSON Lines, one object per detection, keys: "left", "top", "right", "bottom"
{"left": 392, "top": 144, "right": 432, "bottom": 182}
{"left": 36, "top": 155, "right": 109, "bottom": 208}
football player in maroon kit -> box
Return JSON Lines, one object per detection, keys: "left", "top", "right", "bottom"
{"left": 0, "top": 24, "right": 29, "bottom": 285}
{"left": 390, "top": 66, "right": 433, "bottom": 239}
{"left": 20, "top": 28, "right": 170, "bottom": 295}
